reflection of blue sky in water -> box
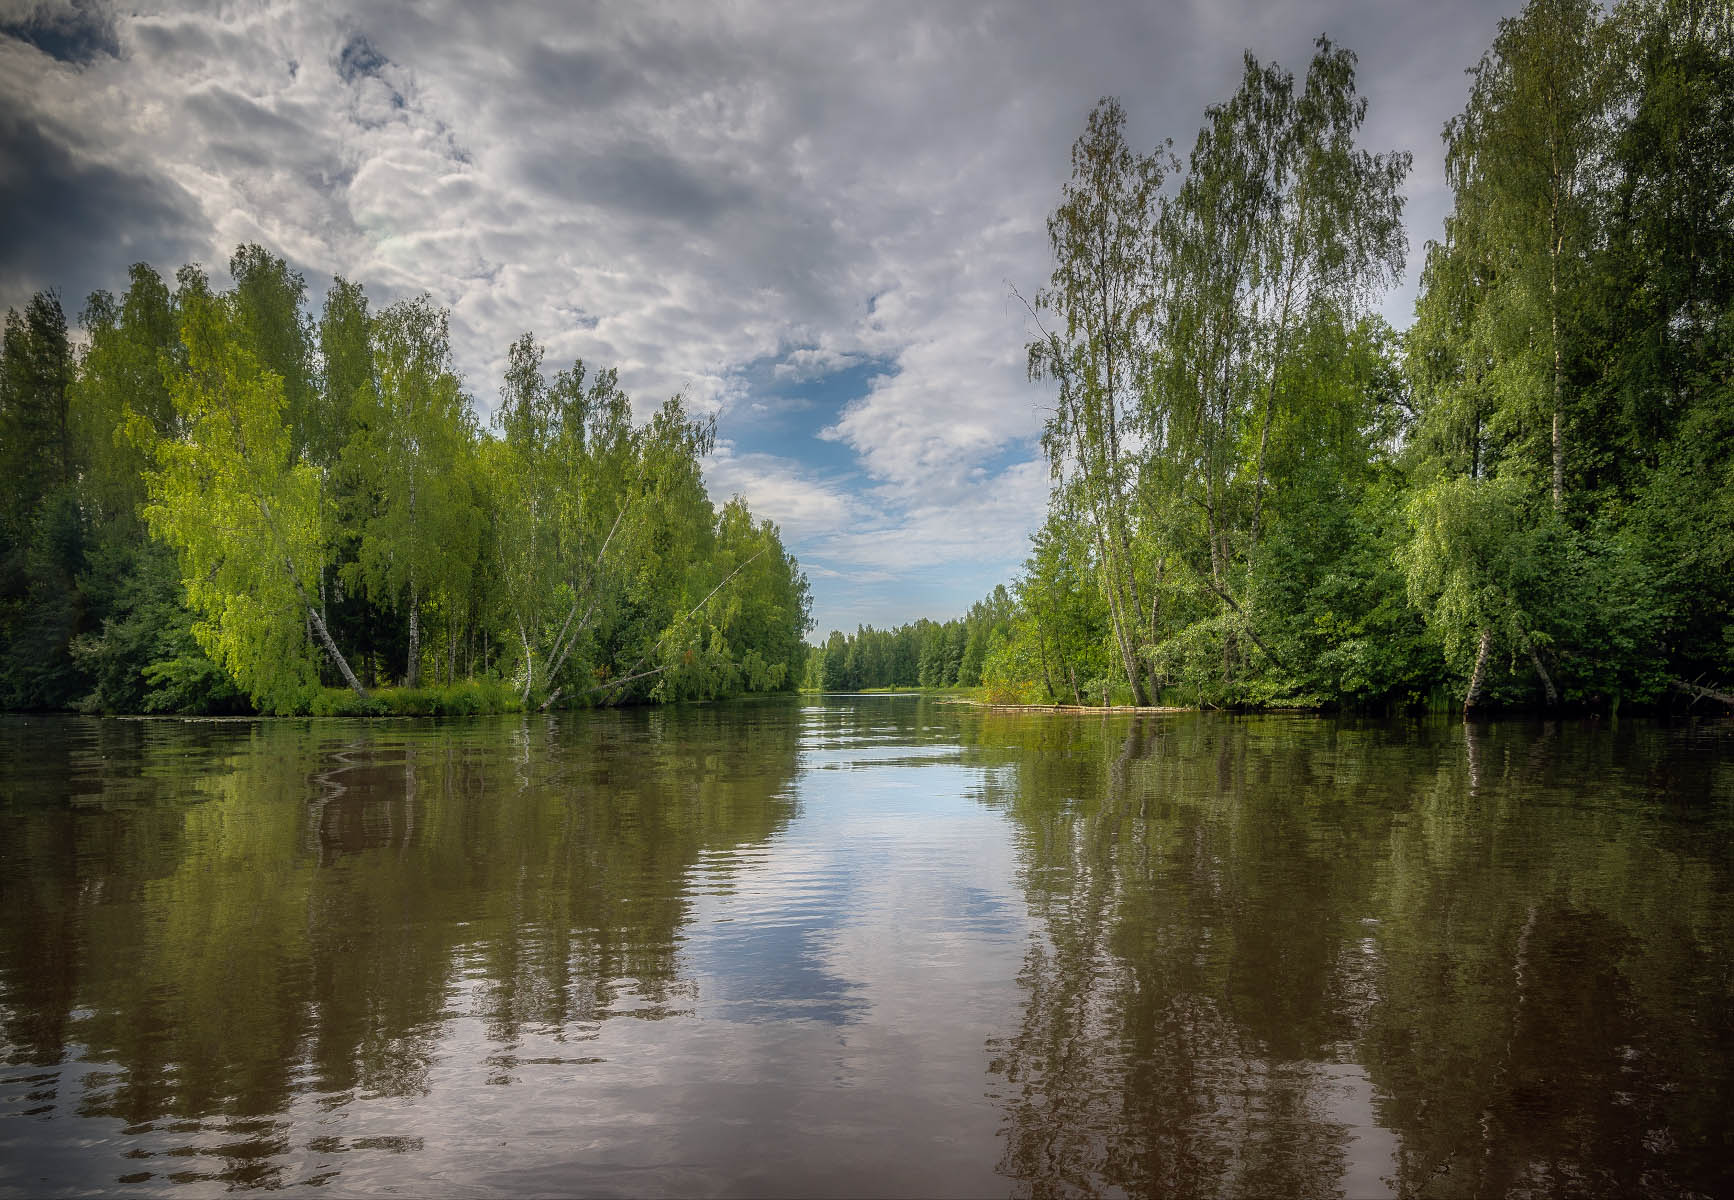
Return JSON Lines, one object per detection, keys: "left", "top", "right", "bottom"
{"left": 681, "top": 709, "right": 1029, "bottom": 1029}
{"left": 473, "top": 702, "right": 1034, "bottom": 1195}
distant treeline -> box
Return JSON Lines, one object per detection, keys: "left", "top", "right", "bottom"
{"left": 802, "top": 587, "right": 1015, "bottom": 691}
{"left": 911, "top": 0, "right": 1730, "bottom": 712}
{"left": 0, "top": 249, "right": 811, "bottom": 715}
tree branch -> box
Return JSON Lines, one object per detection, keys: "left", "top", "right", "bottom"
{"left": 547, "top": 546, "right": 768, "bottom": 710}
{"left": 1670, "top": 678, "right": 1734, "bottom": 709}
{"left": 1200, "top": 575, "right": 1288, "bottom": 673}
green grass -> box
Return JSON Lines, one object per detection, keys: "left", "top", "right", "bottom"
{"left": 306, "top": 680, "right": 522, "bottom": 717}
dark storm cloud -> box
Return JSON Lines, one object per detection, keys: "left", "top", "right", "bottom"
{"left": 0, "top": 110, "right": 201, "bottom": 312}
{"left": 524, "top": 42, "right": 649, "bottom": 110}
{"left": 525, "top": 141, "right": 757, "bottom": 226}
{"left": 336, "top": 31, "right": 386, "bottom": 83}
{"left": 0, "top": 0, "right": 116, "bottom": 65}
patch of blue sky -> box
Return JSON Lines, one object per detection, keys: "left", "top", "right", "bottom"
{"left": 705, "top": 346, "right": 1044, "bottom": 635}
{"left": 959, "top": 437, "right": 1044, "bottom": 487}
{"left": 717, "top": 350, "right": 898, "bottom": 476}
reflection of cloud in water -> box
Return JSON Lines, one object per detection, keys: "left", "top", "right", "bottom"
{"left": 684, "top": 750, "right": 1028, "bottom": 1028}
{"left": 692, "top": 914, "right": 868, "bottom": 1025}
{"left": 1318, "top": 1063, "right": 1398, "bottom": 1200}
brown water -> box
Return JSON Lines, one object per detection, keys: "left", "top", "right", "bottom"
{"left": 1, "top": 701, "right": 1730, "bottom": 1198}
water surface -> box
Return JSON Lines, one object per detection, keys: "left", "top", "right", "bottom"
{"left": 1, "top": 701, "right": 1730, "bottom": 1196}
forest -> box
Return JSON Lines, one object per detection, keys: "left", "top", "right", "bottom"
{"left": 0, "top": 251, "right": 811, "bottom": 715}
{"left": 800, "top": 587, "right": 1015, "bottom": 692}
{"left": 818, "top": 0, "right": 1733, "bottom": 713}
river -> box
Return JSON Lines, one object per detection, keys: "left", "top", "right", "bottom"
{"left": 1, "top": 700, "right": 1730, "bottom": 1196}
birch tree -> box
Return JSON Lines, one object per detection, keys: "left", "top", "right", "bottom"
{"left": 1151, "top": 39, "right": 1407, "bottom": 679}
{"left": 490, "top": 334, "right": 644, "bottom": 706}
{"left": 132, "top": 278, "right": 367, "bottom": 712}
{"left": 1027, "top": 97, "right": 1168, "bottom": 704}
{"left": 1436, "top": 0, "right": 1607, "bottom": 509}
{"left": 343, "top": 297, "right": 481, "bottom": 688}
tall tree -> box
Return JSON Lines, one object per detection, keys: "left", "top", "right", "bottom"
{"left": 489, "top": 334, "right": 638, "bottom": 705}
{"left": 1150, "top": 38, "right": 1408, "bottom": 686}
{"left": 343, "top": 296, "right": 481, "bottom": 688}
{"left": 0, "top": 294, "right": 74, "bottom": 542}
{"left": 1435, "top": 0, "right": 1608, "bottom": 509}
{"left": 133, "top": 279, "right": 367, "bottom": 711}
{"left": 0, "top": 293, "right": 80, "bottom": 708}
{"left": 229, "top": 245, "right": 320, "bottom": 462}
{"left": 1026, "top": 97, "right": 1168, "bottom": 704}
{"left": 70, "top": 265, "right": 179, "bottom": 525}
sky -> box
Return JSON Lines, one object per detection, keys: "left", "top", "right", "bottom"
{"left": 0, "top": 0, "right": 1525, "bottom": 638}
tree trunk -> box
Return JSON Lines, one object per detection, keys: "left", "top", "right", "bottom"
{"left": 1669, "top": 678, "right": 1734, "bottom": 708}
{"left": 1252, "top": 267, "right": 1300, "bottom": 550}
{"left": 1551, "top": 233, "right": 1564, "bottom": 509}
{"left": 1113, "top": 517, "right": 1149, "bottom": 701}
{"left": 1093, "top": 315, "right": 1149, "bottom": 707}
{"left": 1092, "top": 524, "right": 1146, "bottom": 707}
{"left": 290, "top": 567, "right": 368, "bottom": 698}
{"left": 1527, "top": 638, "right": 1557, "bottom": 706}
{"left": 1464, "top": 628, "right": 1493, "bottom": 712}
{"left": 1148, "top": 557, "right": 1165, "bottom": 649}
{"left": 517, "top": 621, "right": 535, "bottom": 707}
{"left": 406, "top": 576, "right": 420, "bottom": 688}
{"left": 1034, "top": 612, "right": 1056, "bottom": 701}
{"left": 1201, "top": 576, "right": 1287, "bottom": 673}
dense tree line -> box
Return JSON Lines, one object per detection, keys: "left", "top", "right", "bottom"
{"left": 0, "top": 250, "right": 811, "bottom": 714}
{"left": 802, "top": 586, "right": 1014, "bottom": 691}
{"left": 975, "top": 0, "right": 1733, "bottom": 711}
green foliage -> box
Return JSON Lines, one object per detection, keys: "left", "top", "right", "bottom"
{"left": 0, "top": 295, "right": 81, "bottom": 709}
{"left": 71, "top": 537, "right": 246, "bottom": 714}
{"left": 0, "top": 240, "right": 812, "bottom": 715}
{"left": 484, "top": 336, "right": 807, "bottom": 709}
{"left": 1395, "top": 0, "right": 1734, "bottom": 708}
{"left": 132, "top": 278, "right": 335, "bottom": 715}
{"left": 342, "top": 296, "right": 483, "bottom": 688}
{"left": 306, "top": 680, "right": 520, "bottom": 717}
{"left": 9, "top": 5, "right": 1730, "bottom": 716}
{"left": 809, "top": 588, "right": 1012, "bottom": 694}
{"left": 980, "top": 625, "right": 1047, "bottom": 704}
{"left": 0, "top": 294, "right": 73, "bottom": 542}
{"left": 990, "top": 4, "right": 1734, "bottom": 712}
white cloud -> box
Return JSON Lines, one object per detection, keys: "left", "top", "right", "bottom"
{"left": 701, "top": 442, "right": 858, "bottom": 546}
{"left": 772, "top": 346, "right": 863, "bottom": 381}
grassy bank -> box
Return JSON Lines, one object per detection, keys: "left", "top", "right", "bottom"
{"left": 305, "top": 681, "right": 523, "bottom": 717}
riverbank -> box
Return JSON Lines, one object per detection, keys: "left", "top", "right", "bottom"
{"left": 948, "top": 700, "right": 1190, "bottom": 714}
{"left": 303, "top": 682, "right": 522, "bottom": 717}
{"left": 31, "top": 681, "right": 814, "bottom": 719}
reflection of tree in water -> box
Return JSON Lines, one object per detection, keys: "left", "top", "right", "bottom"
{"left": 0, "top": 706, "right": 801, "bottom": 1188}
{"left": 972, "top": 715, "right": 1734, "bottom": 1199}
{"left": 974, "top": 716, "right": 1389, "bottom": 1197}
{"left": 1362, "top": 720, "right": 1734, "bottom": 1198}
